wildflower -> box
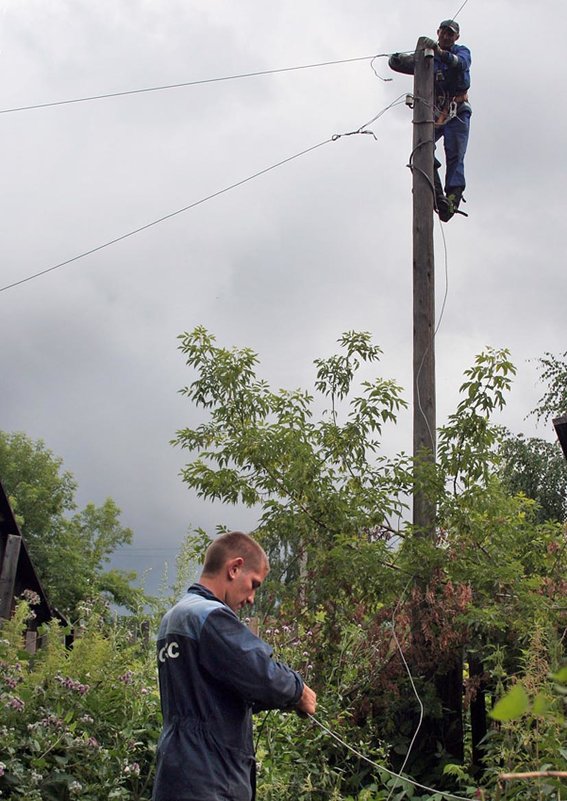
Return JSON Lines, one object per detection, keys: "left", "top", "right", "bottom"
{"left": 69, "top": 780, "right": 83, "bottom": 795}
{"left": 141, "top": 687, "right": 149, "bottom": 695}
{"left": 124, "top": 762, "right": 141, "bottom": 777}
{"left": 0, "top": 762, "right": 5, "bottom": 777}
{"left": 6, "top": 696, "right": 24, "bottom": 712}
{"left": 22, "top": 589, "right": 41, "bottom": 606}
{"left": 118, "top": 670, "right": 134, "bottom": 685}
{"left": 79, "top": 714, "right": 94, "bottom": 724}
{"left": 31, "top": 771, "right": 43, "bottom": 784}
{"left": 85, "top": 737, "right": 100, "bottom": 749}
{"left": 35, "top": 714, "right": 65, "bottom": 729}
{"left": 55, "top": 675, "right": 90, "bottom": 694}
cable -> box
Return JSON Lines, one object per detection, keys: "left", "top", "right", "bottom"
{"left": 0, "top": 94, "right": 403, "bottom": 294}
{"left": 0, "top": 55, "right": 387, "bottom": 116}
{"left": 385, "top": 580, "right": 424, "bottom": 801}
{"left": 0, "top": 139, "right": 332, "bottom": 293}
{"left": 452, "top": 0, "right": 471, "bottom": 20}
{"left": 308, "top": 714, "right": 472, "bottom": 801}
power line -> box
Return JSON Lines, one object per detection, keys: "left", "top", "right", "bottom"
{"left": 0, "top": 54, "right": 385, "bottom": 115}
{"left": 0, "top": 95, "right": 402, "bottom": 295}
{"left": 452, "top": 0, "right": 471, "bottom": 19}
{"left": 0, "top": 139, "right": 332, "bottom": 294}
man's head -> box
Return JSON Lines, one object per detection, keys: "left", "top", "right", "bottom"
{"left": 437, "top": 19, "right": 460, "bottom": 49}
{"left": 200, "top": 531, "right": 269, "bottom": 613}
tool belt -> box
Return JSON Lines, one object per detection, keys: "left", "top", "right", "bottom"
{"left": 435, "top": 91, "right": 469, "bottom": 126}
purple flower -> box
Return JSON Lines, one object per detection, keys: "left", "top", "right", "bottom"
{"left": 86, "top": 737, "right": 100, "bottom": 749}
{"left": 55, "top": 675, "right": 90, "bottom": 694}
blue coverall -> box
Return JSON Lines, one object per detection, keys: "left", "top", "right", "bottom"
{"left": 152, "top": 583, "right": 303, "bottom": 801}
{"left": 433, "top": 43, "right": 472, "bottom": 194}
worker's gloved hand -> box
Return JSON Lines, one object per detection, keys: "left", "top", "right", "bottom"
{"left": 422, "top": 37, "right": 438, "bottom": 50}
{"left": 440, "top": 50, "right": 459, "bottom": 67}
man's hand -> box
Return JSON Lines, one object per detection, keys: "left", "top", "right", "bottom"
{"left": 296, "top": 683, "right": 317, "bottom": 716}
{"left": 422, "top": 37, "right": 439, "bottom": 51}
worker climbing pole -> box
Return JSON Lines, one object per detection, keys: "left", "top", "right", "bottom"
{"left": 389, "top": 20, "right": 472, "bottom": 222}
{"left": 386, "top": 27, "right": 472, "bottom": 763}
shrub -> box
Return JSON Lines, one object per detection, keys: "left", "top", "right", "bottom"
{"left": 0, "top": 597, "right": 161, "bottom": 800}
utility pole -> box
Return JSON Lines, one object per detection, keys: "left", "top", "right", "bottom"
{"left": 411, "top": 38, "right": 436, "bottom": 535}
{"left": 388, "top": 38, "right": 464, "bottom": 764}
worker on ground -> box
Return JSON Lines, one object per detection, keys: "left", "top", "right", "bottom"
{"left": 389, "top": 20, "right": 472, "bottom": 222}
{"left": 152, "top": 530, "right": 317, "bottom": 801}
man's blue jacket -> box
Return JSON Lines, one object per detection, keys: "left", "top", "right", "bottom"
{"left": 152, "top": 583, "right": 304, "bottom": 801}
{"left": 434, "top": 43, "right": 471, "bottom": 100}
{"left": 388, "top": 42, "right": 471, "bottom": 100}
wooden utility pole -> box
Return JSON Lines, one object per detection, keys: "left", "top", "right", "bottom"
{"left": 412, "top": 38, "right": 436, "bottom": 534}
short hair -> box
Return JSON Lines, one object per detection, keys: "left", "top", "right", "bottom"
{"left": 201, "top": 531, "right": 267, "bottom": 576}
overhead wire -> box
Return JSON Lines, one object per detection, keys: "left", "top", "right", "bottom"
{"left": 0, "top": 139, "right": 332, "bottom": 294}
{"left": 452, "top": 0, "right": 471, "bottom": 20}
{"left": 0, "top": 54, "right": 390, "bottom": 116}
{"left": 0, "top": 94, "right": 403, "bottom": 295}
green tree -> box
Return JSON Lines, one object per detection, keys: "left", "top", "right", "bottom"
{"left": 532, "top": 350, "right": 567, "bottom": 423}
{"left": 173, "top": 326, "right": 410, "bottom": 615}
{"left": 498, "top": 432, "right": 567, "bottom": 522}
{"left": 0, "top": 431, "right": 146, "bottom": 616}
{"left": 172, "top": 329, "right": 567, "bottom": 799}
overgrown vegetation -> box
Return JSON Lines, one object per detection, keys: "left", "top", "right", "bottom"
{"left": 0, "top": 598, "right": 160, "bottom": 800}
{"left": 1, "top": 333, "right": 565, "bottom": 800}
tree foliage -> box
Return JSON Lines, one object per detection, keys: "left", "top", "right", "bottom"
{"left": 498, "top": 432, "right": 567, "bottom": 522}
{"left": 173, "top": 326, "right": 411, "bottom": 614}
{"left": 532, "top": 350, "right": 567, "bottom": 423}
{"left": 0, "top": 431, "right": 146, "bottom": 616}
{"left": 173, "top": 329, "right": 567, "bottom": 799}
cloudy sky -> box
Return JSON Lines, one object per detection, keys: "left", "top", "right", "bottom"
{"left": 1, "top": 0, "right": 564, "bottom": 597}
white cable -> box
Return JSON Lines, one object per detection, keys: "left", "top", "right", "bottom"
{"left": 385, "top": 599, "right": 425, "bottom": 800}
{"left": 308, "top": 714, "right": 473, "bottom": 801}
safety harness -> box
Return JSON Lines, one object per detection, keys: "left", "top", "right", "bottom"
{"left": 435, "top": 91, "right": 469, "bottom": 127}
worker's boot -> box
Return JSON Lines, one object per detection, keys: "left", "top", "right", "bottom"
{"left": 434, "top": 160, "right": 452, "bottom": 222}
{"left": 446, "top": 187, "right": 464, "bottom": 216}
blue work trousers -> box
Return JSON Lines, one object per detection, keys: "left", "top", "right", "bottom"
{"left": 435, "top": 108, "right": 471, "bottom": 192}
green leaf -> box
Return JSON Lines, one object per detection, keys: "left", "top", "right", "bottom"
{"left": 551, "top": 666, "right": 567, "bottom": 683}
{"left": 532, "top": 691, "right": 551, "bottom": 716}
{"left": 489, "top": 683, "right": 529, "bottom": 721}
